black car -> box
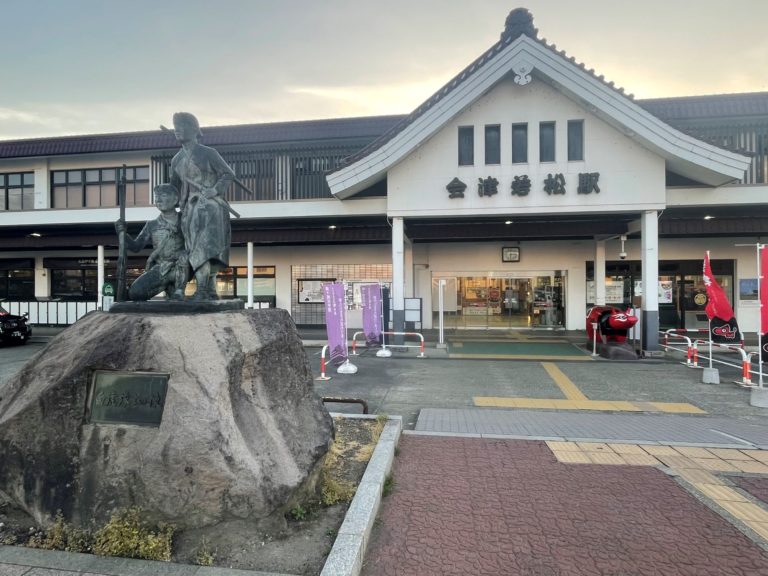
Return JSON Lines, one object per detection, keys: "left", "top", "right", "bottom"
{"left": 0, "top": 307, "right": 31, "bottom": 345}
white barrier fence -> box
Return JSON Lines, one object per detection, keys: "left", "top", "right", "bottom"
{"left": 661, "top": 329, "right": 755, "bottom": 386}
{"left": 4, "top": 299, "right": 271, "bottom": 326}
{"left": 4, "top": 301, "right": 98, "bottom": 326}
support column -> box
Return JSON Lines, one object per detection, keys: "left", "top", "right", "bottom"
{"left": 595, "top": 240, "right": 606, "bottom": 306}
{"left": 641, "top": 211, "right": 659, "bottom": 352}
{"left": 404, "top": 237, "right": 414, "bottom": 297}
{"left": 97, "top": 245, "right": 105, "bottom": 309}
{"left": 246, "top": 242, "right": 254, "bottom": 309}
{"left": 392, "top": 217, "right": 406, "bottom": 340}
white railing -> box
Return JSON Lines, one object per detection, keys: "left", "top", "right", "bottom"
{"left": 4, "top": 299, "right": 271, "bottom": 326}
{"left": 661, "top": 328, "right": 756, "bottom": 386}
{"left": 4, "top": 301, "right": 98, "bottom": 326}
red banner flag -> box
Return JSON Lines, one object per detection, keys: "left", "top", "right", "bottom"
{"left": 703, "top": 251, "right": 741, "bottom": 343}
{"left": 760, "top": 246, "right": 768, "bottom": 361}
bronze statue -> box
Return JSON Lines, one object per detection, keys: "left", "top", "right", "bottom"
{"left": 115, "top": 184, "right": 188, "bottom": 301}
{"left": 169, "top": 112, "right": 236, "bottom": 300}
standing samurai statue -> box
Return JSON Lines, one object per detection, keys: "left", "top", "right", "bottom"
{"left": 170, "top": 112, "right": 236, "bottom": 300}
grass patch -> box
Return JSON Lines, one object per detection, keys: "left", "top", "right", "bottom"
{"left": 92, "top": 507, "right": 174, "bottom": 561}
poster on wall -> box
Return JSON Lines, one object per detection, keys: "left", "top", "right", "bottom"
{"left": 298, "top": 278, "right": 334, "bottom": 303}
{"left": 658, "top": 280, "right": 673, "bottom": 304}
{"left": 739, "top": 278, "right": 759, "bottom": 303}
{"left": 322, "top": 282, "right": 347, "bottom": 366}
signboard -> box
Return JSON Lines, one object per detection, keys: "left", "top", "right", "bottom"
{"left": 298, "top": 278, "right": 334, "bottom": 303}
{"left": 87, "top": 370, "right": 169, "bottom": 426}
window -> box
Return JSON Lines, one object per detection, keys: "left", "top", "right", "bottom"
{"left": 568, "top": 120, "right": 584, "bottom": 161}
{"left": 51, "top": 166, "right": 150, "bottom": 208}
{"left": 512, "top": 123, "right": 528, "bottom": 164}
{"left": 484, "top": 125, "right": 500, "bottom": 165}
{"left": 211, "top": 266, "right": 276, "bottom": 305}
{"left": 0, "top": 172, "right": 34, "bottom": 211}
{"left": 539, "top": 122, "right": 555, "bottom": 162}
{"left": 458, "top": 126, "right": 474, "bottom": 166}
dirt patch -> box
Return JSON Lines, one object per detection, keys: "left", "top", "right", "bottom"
{"left": 0, "top": 416, "right": 384, "bottom": 576}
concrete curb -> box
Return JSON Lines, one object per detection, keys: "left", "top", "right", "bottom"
{"left": 0, "top": 544, "right": 291, "bottom": 576}
{"left": 320, "top": 415, "right": 403, "bottom": 576}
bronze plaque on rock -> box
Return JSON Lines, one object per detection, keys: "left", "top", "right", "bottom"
{"left": 88, "top": 370, "right": 169, "bottom": 426}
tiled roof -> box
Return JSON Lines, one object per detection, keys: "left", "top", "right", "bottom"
{"left": 638, "top": 92, "right": 768, "bottom": 121}
{"left": 0, "top": 115, "right": 406, "bottom": 160}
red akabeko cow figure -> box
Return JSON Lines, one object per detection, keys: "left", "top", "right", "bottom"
{"left": 586, "top": 306, "right": 639, "bottom": 345}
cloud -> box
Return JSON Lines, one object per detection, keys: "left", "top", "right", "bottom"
{"left": 287, "top": 76, "right": 453, "bottom": 116}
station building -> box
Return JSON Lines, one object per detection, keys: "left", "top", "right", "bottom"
{"left": 0, "top": 8, "right": 765, "bottom": 353}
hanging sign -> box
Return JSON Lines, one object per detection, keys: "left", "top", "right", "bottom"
{"left": 360, "top": 284, "right": 382, "bottom": 347}
{"left": 323, "top": 282, "right": 348, "bottom": 366}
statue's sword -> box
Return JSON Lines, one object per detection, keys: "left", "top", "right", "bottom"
{"left": 179, "top": 174, "right": 241, "bottom": 219}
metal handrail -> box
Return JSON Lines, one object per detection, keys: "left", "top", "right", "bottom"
{"left": 692, "top": 339, "right": 756, "bottom": 386}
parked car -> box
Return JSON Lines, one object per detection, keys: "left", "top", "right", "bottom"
{"left": 0, "top": 306, "right": 31, "bottom": 345}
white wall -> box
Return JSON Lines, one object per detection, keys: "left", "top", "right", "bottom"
{"left": 387, "top": 77, "right": 666, "bottom": 217}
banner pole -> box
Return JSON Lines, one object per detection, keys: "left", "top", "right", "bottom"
{"left": 759, "top": 244, "right": 764, "bottom": 387}
{"left": 337, "top": 281, "right": 357, "bottom": 374}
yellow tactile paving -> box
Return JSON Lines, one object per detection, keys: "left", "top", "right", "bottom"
{"left": 744, "top": 451, "right": 768, "bottom": 464}
{"left": 718, "top": 500, "right": 768, "bottom": 524}
{"left": 552, "top": 450, "right": 592, "bottom": 464}
{"left": 545, "top": 441, "right": 581, "bottom": 452}
{"left": 608, "top": 401, "right": 643, "bottom": 411}
{"left": 473, "top": 396, "right": 705, "bottom": 413}
{"left": 577, "top": 442, "right": 613, "bottom": 452}
{"left": 655, "top": 455, "right": 700, "bottom": 469}
{"left": 621, "top": 453, "right": 662, "bottom": 466}
{"left": 692, "top": 483, "right": 749, "bottom": 503}
{"left": 689, "top": 458, "right": 741, "bottom": 473}
{"left": 585, "top": 452, "right": 626, "bottom": 465}
{"left": 676, "top": 468, "right": 725, "bottom": 485}
{"left": 608, "top": 443, "right": 648, "bottom": 455}
{"left": 471, "top": 361, "right": 705, "bottom": 413}
{"left": 746, "top": 521, "right": 768, "bottom": 542}
{"left": 673, "top": 446, "right": 714, "bottom": 458}
{"left": 541, "top": 362, "right": 588, "bottom": 401}
{"left": 650, "top": 402, "right": 707, "bottom": 414}
{"left": 639, "top": 445, "right": 680, "bottom": 456}
{"left": 706, "top": 448, "right": 756, "bottom": 461}
{"left": 729, "top": 460, "right": 768, "bottom": 474}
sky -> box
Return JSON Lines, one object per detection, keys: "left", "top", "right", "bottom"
{"left": 1, "top": 0, "right": 767, "bottom": 140}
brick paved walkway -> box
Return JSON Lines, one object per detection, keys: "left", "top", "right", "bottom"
{"left": 735, "top": 476, "right": 768, "bottom": 507}
{"left": 363, "top": 436, "right": 768, "bottom": 576}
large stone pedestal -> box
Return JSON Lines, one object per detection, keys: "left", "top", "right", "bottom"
{"left": 0, "top": 308, "right": 333, "bottom": 528}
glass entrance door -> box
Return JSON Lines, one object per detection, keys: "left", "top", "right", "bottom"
{"left": 432, "top": 272, "right": 566, "bottom": 330}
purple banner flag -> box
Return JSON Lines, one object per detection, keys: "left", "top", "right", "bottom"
{"left": 323, "top": 282, "right": 347, "bottom": 366}
{"left": 361, "top": 283, "right": 382, "bottom": 347}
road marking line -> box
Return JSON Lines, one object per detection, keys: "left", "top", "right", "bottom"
{"left": 541, "top": 362, "right": 588, "bottom": 401}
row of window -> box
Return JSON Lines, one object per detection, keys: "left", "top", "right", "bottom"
{"left": 0, "top": 172, "right": 35, "bottom": 211}
{"left": 0, "top": 167, "right": 153, "bottom": 211}
{"left": 458, "top": 120, "right": 584, "bottom": 166}
{"left": 52, "top": 166, "right": 151, "bottom": 209}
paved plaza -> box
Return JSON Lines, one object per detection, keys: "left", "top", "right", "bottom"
{"left": 3, "top": 328, "right": 768, "bottom": 574}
